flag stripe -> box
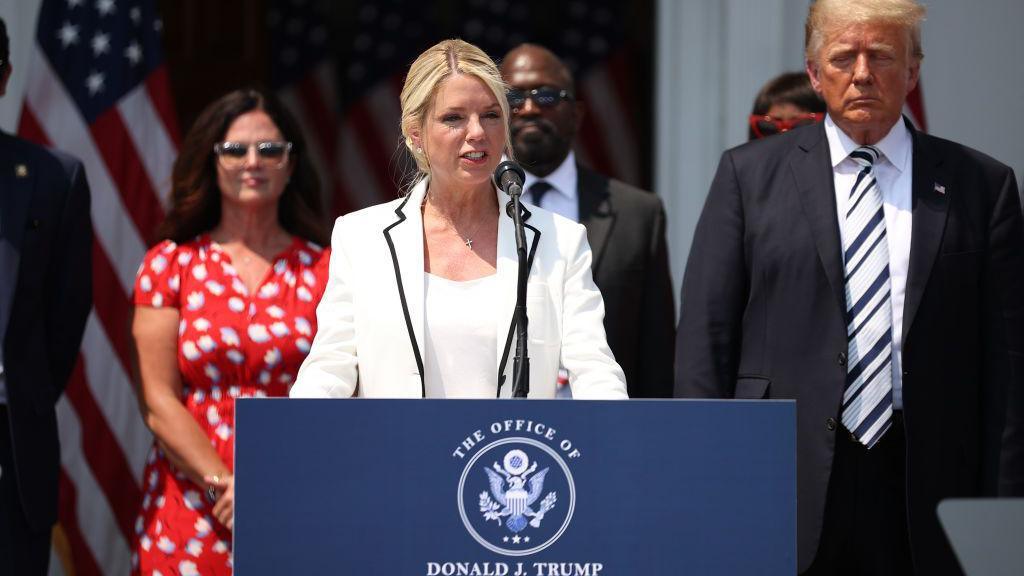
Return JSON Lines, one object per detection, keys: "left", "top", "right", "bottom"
{"left": 57, "top": 471, "right": 104, "bottom": 576}
{"left": 297, "top": 75, "right": 348, "bottom": 213}
{"left": 310, "top": 63, "right": 355, "bottom": 214}
{"left": 80, "top": 313, "right": 153, "bottom": 475}
{"left": 339, "top": 120, "right": 390, "bottom": 208}
{"left": 15, "top": 99, "right": 48, "bottom": 144}
{"left": 296, "top": 73, "right": 340, "bottom": 171}
{"left": 575, "top": 103, "right": 615, "bottom": 179}
{"left": 64, "top": 359, "right": 141, "bottom": 542}
{"left": 56, "top": 394, "right": 134, "bottom": 575}
{"left": 347, "top": 97, "right": 401, "bottom": 199}
{"left": 279, "top": 82, "right": 355, "bottom": 216}
{"left": 90, "top": 239, "right": 134, "bottom": 372}
{"left": 89, "top": 108, "right": 166, "bottom": 237}
{"left": 143, "top": 66, "right": 182, "bottom": 148}
{"left": 118, "top": 79, "right": 177, "bottom": 203}
{"left": 905, "top": 84, "right": 927, "bottom": 132}
{"left": 580, "top": 66, "right": 641, "bottom": 185}
{"left": 373, "top": 78, "right": 409, "bottom": 195}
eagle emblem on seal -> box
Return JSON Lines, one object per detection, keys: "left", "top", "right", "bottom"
{"left": 479, "top": 449, "right": 558, "bottom": 533}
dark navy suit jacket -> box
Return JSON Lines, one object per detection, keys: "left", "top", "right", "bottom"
{"left": 675, "top": 119, "right": 1024, "bottom": 574}
{"left": 0, "top": 131, "right": 92, "bottom": 530}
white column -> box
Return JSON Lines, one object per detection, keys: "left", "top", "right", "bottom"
{"left": 921, "top": 0, "right": 1024, "bottom": 187}
{"left": 655, "top": 0, "right": 808, "bottom": 305}
{"left": 0, "top": 0, "right": 43, "bottom": 131}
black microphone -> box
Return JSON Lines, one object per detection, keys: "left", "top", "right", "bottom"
{"left": 493, "top": 160, "right": 526, "bottom": 198}
{"left": 492, "top": 160, "right": 531, "bottom": 398}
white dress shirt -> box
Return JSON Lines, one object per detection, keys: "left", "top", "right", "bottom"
{"left": 523, "top": 151, "right": 579, "bottom": 223}
{"left": 825, "top": 115, "right": 913, "bottom": 409}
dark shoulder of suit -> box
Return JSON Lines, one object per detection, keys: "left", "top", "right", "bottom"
{"left": 1, "top": 131, "right": 81, "bottom": 184}
{"left": 577, "top": 165, "right": 675, "bottom": 398}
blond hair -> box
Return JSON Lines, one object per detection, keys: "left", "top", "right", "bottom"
{"left": 805, "top": 0, "right": 926, "bottom": 62}
{"left": 399, "top": 39, "right": 513, "bottom": 188}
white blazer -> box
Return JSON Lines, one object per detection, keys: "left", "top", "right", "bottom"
{"left": 290, "top": 179, "right": 628, "bottom": 399}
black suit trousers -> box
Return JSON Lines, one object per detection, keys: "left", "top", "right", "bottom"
{"left": 0, "top": 407, "right": 52, "bottom": 576}
{"left": 803, "top": 414, "right": 919, "bottom": 576}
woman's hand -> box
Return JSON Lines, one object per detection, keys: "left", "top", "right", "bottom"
{"left": 205, "top": 474, "right": 235, "bottom": 530}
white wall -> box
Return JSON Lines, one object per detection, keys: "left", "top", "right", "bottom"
{"left": 657, "top": 0, "right": 1024, "bottom": 301}
{"left": 921, "top": 2, "right": 1024, "bottom": 177}
{"left": 0, "top": 0, "right": 43, "bottom": 131}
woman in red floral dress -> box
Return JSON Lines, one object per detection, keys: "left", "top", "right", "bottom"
{"left": 130, "top": 89, "right": 330, "bottom": 575}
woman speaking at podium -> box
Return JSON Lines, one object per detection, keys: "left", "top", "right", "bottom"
{"left": 291, "top": 40, "right": 626, "bottom": 399}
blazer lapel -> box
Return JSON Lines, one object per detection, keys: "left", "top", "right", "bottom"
{"left": 382, "top": 181, "right": 427, "bottom": 395}
{"left": 901, "top": 125, "right": 949, "bottom": 344}
{"left": 792, "top": 124, "right": 847, "bottom": 317}
{"left": 0, "top": 134, "right": 32, "bottom": 341}
{"left": 495, "top": 189, "right": 540, "bottom": 396}
{"left": 0, "top": 134, "right": 33, "bottom": 250}
{"left": 576, "top": 167, "right": 613, "bottom": 271}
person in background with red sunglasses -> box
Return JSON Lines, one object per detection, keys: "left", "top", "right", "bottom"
{"left": 748, "top": 71, "right": 826, "bottom": 140}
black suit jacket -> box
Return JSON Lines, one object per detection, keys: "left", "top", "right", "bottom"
{"left": 674, "top": 120, "right": 1024, "bottom": 574}
{"left": 0, "top": 132, "right": 92, "bottom": 531}
{"left": 575, "top": 166, "right": 675, "bottom": 398}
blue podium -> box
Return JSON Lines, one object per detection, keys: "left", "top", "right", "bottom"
{"left": 235, "top": 399, "right": 795, "bottom": 575}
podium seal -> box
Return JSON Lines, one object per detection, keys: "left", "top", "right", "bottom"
{"left": 457, "top": 436, "right": 576, "bottom": 556}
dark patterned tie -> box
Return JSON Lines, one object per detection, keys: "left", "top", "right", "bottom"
{"left": 841, "top": 145, "right": 893, "bottom": 448}
{"left": 528, "top": 181, "right": 554, "bottom": 208}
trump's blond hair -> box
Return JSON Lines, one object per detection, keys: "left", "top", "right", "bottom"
{"left": 805, "top": 0, "right": 927, "bottom": 62}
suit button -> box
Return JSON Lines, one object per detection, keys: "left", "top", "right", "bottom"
{"left": 837, "top": 352, "right": 847, "bottom": 367}
{"left": 826, "top": 417, "right": 837, "bottom": 431}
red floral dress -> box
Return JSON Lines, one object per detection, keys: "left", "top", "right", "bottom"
{"left": 130, "top": 235, "right": 329, "bottom": 575}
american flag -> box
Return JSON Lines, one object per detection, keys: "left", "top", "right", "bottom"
{"left": 16, "top": 0, "right": 178, "bottom": 573}
{"left": 905, "top": 83, "right": 928, "bottom": 132}
{"left": 270, "top": 0, "right": 649, "bottom": 217}
{"left": 269, "top": 0, "right": 415, "bottom": 214}
{"left": 268, "top": 0, "right": 360, "bottom": 216}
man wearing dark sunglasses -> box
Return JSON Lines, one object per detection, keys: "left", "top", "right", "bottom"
{"left": 500, "top": 44, "right": 674, "bottom": 399}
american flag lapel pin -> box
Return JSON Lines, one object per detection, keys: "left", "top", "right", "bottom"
{"left": 15, "top": 164, "right": 28, "bottom": 178}
{"left": 934, "top": 183, "right": 946, "bottom": 195}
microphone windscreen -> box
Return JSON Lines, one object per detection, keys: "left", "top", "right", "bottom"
{"left": 493, "top": 160, "right": 525, "bottom": 193}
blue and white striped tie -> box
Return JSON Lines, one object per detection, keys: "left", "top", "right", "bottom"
{"left": 841, "top": 145, "right": 893, "bottom": 448}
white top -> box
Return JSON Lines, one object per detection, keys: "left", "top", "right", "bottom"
{"left": 523, "top": 151, "right": 579, "bottom": 222}
{"left": 825, "top": 115, "right": 913, "bottom": 410}
{"left": 423, "top": 272, "right": 500, "bottom": 398}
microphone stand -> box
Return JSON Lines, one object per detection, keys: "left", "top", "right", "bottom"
{"left": 506, "top": 186, "right": 530, "bottom": 398}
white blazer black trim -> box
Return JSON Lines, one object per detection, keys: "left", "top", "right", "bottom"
{"left": 382, "top": 193, "right": 426, "bottom": 397}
